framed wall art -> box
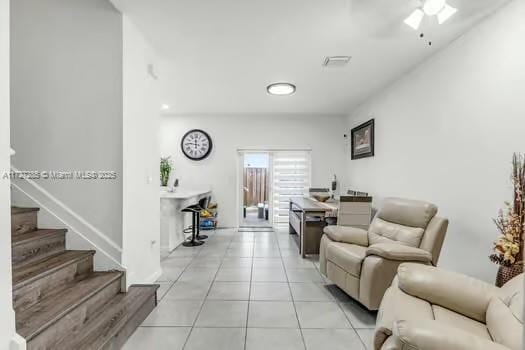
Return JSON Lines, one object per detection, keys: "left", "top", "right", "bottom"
{"left": 351, "top": 119, "right": 374, "bottom": 160}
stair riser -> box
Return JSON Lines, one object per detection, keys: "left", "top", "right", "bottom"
{"left": 102, "top": 293, "right": 157, "bottom": 350}
{"left": 12, "top": 233, "right": 66, "bottom": 268}
{"left": 27, "top": 277, "right": 122, "bottom": 350}
{"left": 55, "top": 286, "right": 158, "bottom": 349}
{"left": 12, "top": 211, "right": 38, "bottom": 235}
{"left": 14, "top": 255, "right": 93, "bottom": 312}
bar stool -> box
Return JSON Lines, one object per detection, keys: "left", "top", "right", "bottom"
{"left": 181, "top": 206, "right": 204, "bottom": 247}
{"left": 186, "top": 197, "right": 211, "bottom": 241}
{"left": 195, "top": 196, "right": 210, "bottom": 240}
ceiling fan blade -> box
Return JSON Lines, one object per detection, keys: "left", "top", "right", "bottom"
{"left": 437, "top": 4, "right": 458, "bottom": 24}
{"left": 404, "top": 8, "right": 425, "bottom": 30}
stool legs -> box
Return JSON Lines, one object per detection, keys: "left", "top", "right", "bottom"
{"left": 195, "top": 211, "right": 208, "bottom": 240}
{"left": 182, "top": 211, "right": 204, "bottom": 247}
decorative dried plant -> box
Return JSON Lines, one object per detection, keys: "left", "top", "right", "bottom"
{"left": 490, "top": 153, "right": 525, "bottom": 266}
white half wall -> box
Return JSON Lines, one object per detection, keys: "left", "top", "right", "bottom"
{"left": 0, "top": 0, "right": 18, "bottom": 348}
{"left": 345, "top": 0, "right": 525, "bottom": 282}
{"left": 160, "top": 114, "right": 348, "bottom": 227}
{"left": 122, "top": 16, "right": 162, "bottom": 285}
{"left": 10, "top": 0, "right": 124, "bottom": 247}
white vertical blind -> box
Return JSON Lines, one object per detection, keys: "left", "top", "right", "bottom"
{"left": 272, "top": 151, "right": 312, "bottom": 226}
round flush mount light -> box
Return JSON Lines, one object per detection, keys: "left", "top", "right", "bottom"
{"left": 267, "top": 82, "right": 296, "bottom": 96}
{"left": 161, "top": 104, "right": 171, "bottom": 111}
{"left": 423, "top": 0, "right": 446, "bottom": 16}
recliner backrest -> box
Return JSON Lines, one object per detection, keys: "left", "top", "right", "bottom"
{"left": 419, "top": 216, "right": 448, "bottom": 265}
{"left": 368, "top": 198, "right": 438, "bottom": 248}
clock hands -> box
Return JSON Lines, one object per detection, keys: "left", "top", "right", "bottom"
{"left": 184, "top": 141, "right": 200, "bottom": 149}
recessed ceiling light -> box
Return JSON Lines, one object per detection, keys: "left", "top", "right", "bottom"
{"left": 267, "top": 83, "right": 296, "bottom": 96}
{"left": 161, "top": 104, "right": 171, "bottom": 111}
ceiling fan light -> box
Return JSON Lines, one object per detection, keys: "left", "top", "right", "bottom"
{"left": 437, "top": 4, "right": 457, "bottom": 24}
{"left": 404, "top": 9, "right": 424, "bottom": 30}
{"left": 423, "top": 0, "right": 446, "bottom": 16}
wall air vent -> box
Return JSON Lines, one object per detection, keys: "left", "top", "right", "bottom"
{"left": 323, "top": 56, "right": 351, "bottom": 67}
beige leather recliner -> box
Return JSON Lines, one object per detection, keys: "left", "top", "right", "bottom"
{"left": 319, "top": 197, "right": 448, "bottom": 310}
{"left": 375, "top": 263, "right": 524, "bottom": 350}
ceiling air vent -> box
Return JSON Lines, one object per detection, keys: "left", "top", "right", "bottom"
{"left": 323, "top": 56, "right": 351, "bottom": 67}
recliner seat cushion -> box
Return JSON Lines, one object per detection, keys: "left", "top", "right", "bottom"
{"left": 378, "top": 198, "right": 438, "bottom": 228}
{"left": 368, "top": 218, "right": 425, "bottom": 247}
{"left": 326, "top": 242, "right": 367, "bottom": 277}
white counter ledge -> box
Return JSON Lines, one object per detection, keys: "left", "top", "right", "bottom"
{"left": 160, "top": 187, "right": 212, "bottom": 252}
{"left": 160, "top": 187, "right": 212, "bottom": 199}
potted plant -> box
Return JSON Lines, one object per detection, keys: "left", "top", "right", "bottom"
{"left": 490, "top": 153, "right": 524, "bottom": 287}
{"left": 160, "top": 157, "right": 172, "bottom": 187}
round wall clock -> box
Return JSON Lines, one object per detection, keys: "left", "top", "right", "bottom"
{"left": 180, "top": 129, "right": 213, "bottom": 161}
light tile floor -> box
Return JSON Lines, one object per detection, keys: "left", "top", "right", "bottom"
{"left": 124, "top": 228, "right": 377, "bottom": 350}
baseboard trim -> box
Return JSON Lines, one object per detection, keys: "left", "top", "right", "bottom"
{"left": 10, "top": 333, "right": 26, "bottom": 350}
{"left": 146, "top": 269, "right": 163, "bottom": 284}
{"left": 125, "top": 268, "right": 162, "bottom": 289}
{"left": 11, "top": 166, "right": 123, "bottom": 270}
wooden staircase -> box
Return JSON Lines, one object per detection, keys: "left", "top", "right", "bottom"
{"left": 11, "top": 206, "right": 159, "bottom": 350}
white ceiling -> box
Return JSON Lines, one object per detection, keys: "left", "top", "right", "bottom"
{"left": 111, "top": 0, "right": 510, "bottom": 115}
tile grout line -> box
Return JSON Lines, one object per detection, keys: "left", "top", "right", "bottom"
{"left": 243, "top": 229, "right": 255, "bottom": 350}
{"left": 277, "top": 229, "right": 308, "bottom": 350}
{"left": 139, "top": 324, "right": 365, "bottom": 329}
{"left": 157, "top": 250, "right": 201, "bottom": 301}
{"left": 150, "top": 232, "right": 215, "bottom": 347}
{"left": 308, "top": 235, "right": 368, "bottom": 350}
{"left": 336, "top": 298, "right": 368, "bottom": 349}
{"left": 145, "top": 228, "right": 374, "bottom": 349}
{"left": 153, "top": 236, "right": 206, "bottom": 308}
{"left": 181, "top": 231, "right": 227, "bottom": 350}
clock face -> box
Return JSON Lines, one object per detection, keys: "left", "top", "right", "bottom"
{"left": 181, "top": 129, "right": 213, "bottom": 160}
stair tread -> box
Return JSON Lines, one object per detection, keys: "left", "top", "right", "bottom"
{"left": 57, "top": 285, "right": 159, "bottom": 349}
{"left": 16, "top": 271, "right": 124, "bottom": 340}
{"left": 11, "top": 207, "right": 40, "bottom": 215}
{"left": 13, "top": 250, "right": 96, "bottom": 289}
{"left": 12, "top": 228, "right": 67, "bottom": 246}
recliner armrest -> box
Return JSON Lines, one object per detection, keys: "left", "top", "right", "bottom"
{"left": 323, "top": 225, "right": 368, "bottom": 246}
{"left": 366, "top": 243, "right": 432, "bottom": 263}
{"left": 396, "top": 263, "right": 501, "bottom": 323}
{"left": 392, "top": 320, "right": 511, "bottom": 350}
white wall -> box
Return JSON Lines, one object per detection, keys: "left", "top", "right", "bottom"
{"left": 160, "top": 114, "right": 348, "bottom": 227}
{"left": 122, "top": 16, "right": 162, "bottom": 284}
{"left": 10, "top": 0, "right": 124, "bottom": 246}
{"left": 0, "top": 1, "right": 18, "bottom": 348}
{"left": 346, "top": 0, "right": 525, "bottom": 282}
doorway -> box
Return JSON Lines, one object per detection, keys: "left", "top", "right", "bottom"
{"left": 239, "top": 152, "right": 272, "bottom": 228}
{"left": 237, "top": 149, "right": 312, "bottom": 229}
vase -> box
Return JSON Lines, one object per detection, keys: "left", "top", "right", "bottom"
{"left": 495, "top": 262, "right": 524, "bottom": 287}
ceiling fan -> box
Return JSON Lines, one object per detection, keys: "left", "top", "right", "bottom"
{"left": 404, "top": 0, "right": 458, "bottom": 30}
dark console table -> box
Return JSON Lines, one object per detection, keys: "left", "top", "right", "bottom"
{"left": 289, "top": 197, "right": 330, "bottom": 257}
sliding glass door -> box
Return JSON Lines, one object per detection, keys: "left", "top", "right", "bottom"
{"left": 237, "top": 149, "right": 312, "bottom": 229}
